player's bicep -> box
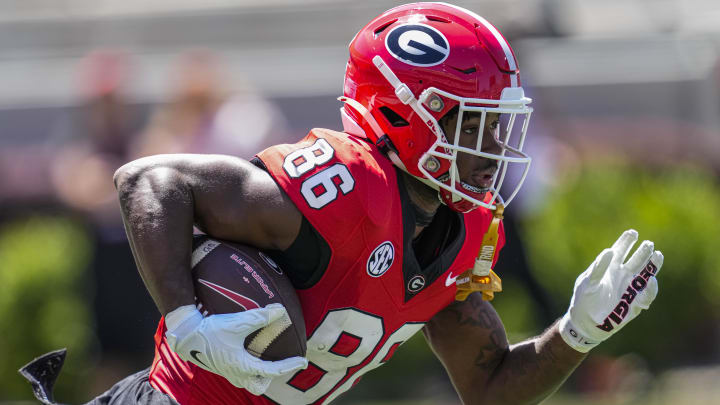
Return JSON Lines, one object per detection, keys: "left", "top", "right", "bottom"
{"left": 423, "top": 293, "right": 509, "bottom": 401}
{"left": 116, "top": 153, "right": 301, "bottom": 251}
{"left": 187, "top": 156, "right": 302, "bottom": 250}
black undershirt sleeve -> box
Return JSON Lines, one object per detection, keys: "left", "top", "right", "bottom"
{"left": 249, "top": 156, "right": 331, "bottom": 289}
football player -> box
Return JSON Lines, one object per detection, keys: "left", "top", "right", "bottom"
{"left": 21, "top": 3, "right": 663, "bottom": 404}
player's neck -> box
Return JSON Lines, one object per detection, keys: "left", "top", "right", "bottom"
{"left": 399, "top": 171, "right": 441, "bottom": 238}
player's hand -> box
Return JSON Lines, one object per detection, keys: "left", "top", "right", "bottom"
{"left": 164, "top": 303, "right": 308, "bottom": 395}
{"left": 559, "top": 229, "right": 663, "bottom": 353}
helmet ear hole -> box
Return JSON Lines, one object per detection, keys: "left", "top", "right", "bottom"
{"left": 379, "top": 107, "right": 409, "bottom": 127}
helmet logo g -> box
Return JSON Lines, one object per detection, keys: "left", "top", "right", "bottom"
{"left": 385, "top": 23, "right": 450, "bottom": 67}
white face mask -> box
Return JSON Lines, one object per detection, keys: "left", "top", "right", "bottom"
{"left": 417, "top": 86, "right": 533, "bottom": 210}
{"left": 372, "top": 55, "right": 533, "bottom": 210}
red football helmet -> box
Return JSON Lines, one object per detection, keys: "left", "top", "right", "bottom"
{"left": 341, "top": 2, "right": 532, "bottom": 212}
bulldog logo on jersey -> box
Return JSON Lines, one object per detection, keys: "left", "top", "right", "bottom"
{"left": 367, "top": 241, "right": 395, "bottom": 277}
{"left": 385, "top": 23, "right": 450, "bottom": 67}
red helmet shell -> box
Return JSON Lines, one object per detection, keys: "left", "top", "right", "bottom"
{"left": 343, "top": 2, "right": 521, "bottom": 180}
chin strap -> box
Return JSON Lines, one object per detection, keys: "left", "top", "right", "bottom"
{"left": 456, "top": 203, "right": 504, "bottom": 301}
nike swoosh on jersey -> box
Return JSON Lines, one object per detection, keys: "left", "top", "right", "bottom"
{"left": 445, "top": 272, "right": 459, "bottom": 287}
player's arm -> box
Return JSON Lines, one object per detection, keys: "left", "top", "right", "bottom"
{"left": 424, "top": 294, "right": 584, "bottom": 404}
{"left": 425, "top": 230, "right": 663, "bottom": 404}
{"left": 113, "top": 153, "right": 307, "bottom": 394}
{"left": 113, "top": 153, "right": 301, "bottom": 316}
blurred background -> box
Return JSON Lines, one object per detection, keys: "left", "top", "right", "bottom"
{"left": 1, "top": 0, "right": 719, "bottom": 404}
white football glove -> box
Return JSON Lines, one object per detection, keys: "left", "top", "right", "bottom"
{"left": 559, "top": 229, "right": 663, "bottom": 353}
{"left": 164, "top": 303, "right": 308, "bottom": 395}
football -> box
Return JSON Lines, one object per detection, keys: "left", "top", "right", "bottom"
{"left": 190, "top": 235, "right": 306, "bottom": 361}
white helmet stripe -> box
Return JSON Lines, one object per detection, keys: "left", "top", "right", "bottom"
{"left": 435, "top": 2, "right": 519, "bottom": 87}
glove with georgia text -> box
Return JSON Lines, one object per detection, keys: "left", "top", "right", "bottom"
{"left": 559, "top": 229, "right": 663, "bottom": 353}
{"left": 164, "top": 303, "right": 308, "bottom": 395}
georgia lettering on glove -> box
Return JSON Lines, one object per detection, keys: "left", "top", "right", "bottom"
{"left": 559, "top": 229, "right": 664, "bottom": 353}
{"left": 596, "top": 259, "right": 659, "bottom": 332}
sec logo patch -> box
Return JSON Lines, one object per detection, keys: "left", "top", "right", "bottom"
{"left": 367, "top": 241, "right": 395, "bottom": 277}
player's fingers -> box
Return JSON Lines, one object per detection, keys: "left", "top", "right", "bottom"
{"left": 246, "top": 355, "right": 308, "bottom": 378}
{"left": 649, "top": 250, "right": 664, "bottom": 276}
{"left": 588, "top": 248, "right": 614, "bottom": 285}
{"left": 261, "top": 356, "right": 309, "bottom": 377}
{"left": 247, "top": 303, "right": 288, "bottom": 325}
{"left": 226, "top": 304, "right": 287, "bottom": 332}
{"left": 262, "top": 303, "right": 288, "bottom": 324}
{"left": 632, "top": 251, "right": 662, "bottom": 312}
{"left": 624, "top": 240, "right": 654, "bottom": 273}
{"left": 634, "top": 277, "right": 658, "bottom": 310}
{"left": 611, "top": 229, "right": 638, "bottom": 267}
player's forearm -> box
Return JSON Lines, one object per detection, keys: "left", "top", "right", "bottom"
{"left": 479, "top": 322, "right": 585, "bottom": 404}
{"left": 114, "top": 160, "right": 196, "bottom": 316}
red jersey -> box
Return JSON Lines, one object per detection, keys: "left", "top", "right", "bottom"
{"left": 149, "top": 129, "right": 505, "bottom": 404}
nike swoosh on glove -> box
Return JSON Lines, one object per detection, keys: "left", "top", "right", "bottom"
{"left": 165, "top": 303, "right": 308, "bottom": 395}
{"left": 559, "top": 229, "right": 663, "bottom": 353}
